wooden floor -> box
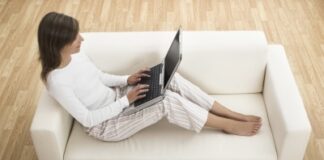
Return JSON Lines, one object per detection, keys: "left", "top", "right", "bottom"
{"left": 0, "top": 0, "right": 323, "bottom": 159}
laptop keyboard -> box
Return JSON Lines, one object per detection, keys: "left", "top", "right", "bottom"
{"left": 134, "top": 64, "right": 163, "bottom": 107}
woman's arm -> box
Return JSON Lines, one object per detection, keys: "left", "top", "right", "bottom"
{"left": 48, "top": 82, "right": 129, "bottom": 128}
{"left": 97, "top": 67, "right": 151, "bottom": 87}
{"left": 97, "top": 69, "right": 130, "bottom": 87}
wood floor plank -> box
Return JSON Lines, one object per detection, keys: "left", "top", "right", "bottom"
{"left": 0, "top": 0, "right": 323, "bottom": 159}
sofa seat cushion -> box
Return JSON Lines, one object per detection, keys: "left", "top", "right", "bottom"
{"left": 64, "top": 94, "right": 277, "bottom": 160}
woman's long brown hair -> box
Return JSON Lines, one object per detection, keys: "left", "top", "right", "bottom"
{"left": 37, "top": 12, "right": 79, "bottom": 83}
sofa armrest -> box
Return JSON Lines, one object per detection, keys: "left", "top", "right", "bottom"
{"left": 30, "top": 88, "right": 73, "bottom": 160}
{"left": 263, "top": 45, "right": 312, "bottom": 160}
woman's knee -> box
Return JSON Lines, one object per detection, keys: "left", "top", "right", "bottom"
{"left": 164, "top": 90, "right": 183, "bottom": 102}
{"left": 164, "top": 89, "right": 179, "bottom": 97}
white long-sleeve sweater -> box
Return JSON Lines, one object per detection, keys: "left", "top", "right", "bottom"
{"left": 46, "top": 52, "right": 130, "bottom": 128}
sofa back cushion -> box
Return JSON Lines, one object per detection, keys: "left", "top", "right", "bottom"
{"left": 82, "top": 31, "right": 267, "bottom": 94}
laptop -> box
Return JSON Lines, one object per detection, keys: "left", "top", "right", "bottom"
{"left": 122, "top": 27, "right": 182, "bottom": 115}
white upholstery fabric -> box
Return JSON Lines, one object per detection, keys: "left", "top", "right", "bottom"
{"left": 65, "top": 94, "right": 277, "bottom": 160}
{"left": 180, "top": 31, "right": 267, "bottom": 94}
{"left": 263, "top": 45, "right": 311, "bottom": 160}
{"left": 82, "top": 31, "right": 268, "bottom": 94}
{"left": 30, "top": 89, "right": 73, "bottom": 160}
{"left": 30, "top": 31, "right": 311, "bottom": 160}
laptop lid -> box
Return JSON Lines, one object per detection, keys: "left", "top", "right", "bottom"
{"left": 163, "top": 27, "right": 182, "bottom": 90}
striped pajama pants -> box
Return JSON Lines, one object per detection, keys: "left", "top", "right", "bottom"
{"left": 84, "top": 73, "right": 214, "bottom": 142}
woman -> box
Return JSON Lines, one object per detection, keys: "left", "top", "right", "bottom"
{"left": 38, "top": 12, "right": 262, "bottom": 142}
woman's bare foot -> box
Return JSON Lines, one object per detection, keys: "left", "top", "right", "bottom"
{"left": 205, "top": 113, "right": 262, "bottom": 136}
{"left": 223, "top": 120, "right": 262, "bottom": 136}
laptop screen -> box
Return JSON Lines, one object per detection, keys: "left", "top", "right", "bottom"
{"left": 164, "top": 29, "right": 181, "bottom": 88}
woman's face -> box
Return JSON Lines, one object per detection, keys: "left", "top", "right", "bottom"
{"left": 63, "top": 33, "right": 84, "bottom": 55}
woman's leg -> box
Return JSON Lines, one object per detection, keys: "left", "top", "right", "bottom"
{"left": 85, "top": 90, "right": 209, "bottom": 141}
{"left": 168, "top": 73, "right": 261, "bottom": 123}
{"left": 163, "top": 90, "right": 261, "bottom": 136}
{"left": 162, "top": 90, "right": 209, "bottom": 133}
{"left": 85, "top": 104, "right": 165, "bottom": 142}
{"left": 85, "top": 85, "right": 209, "bottom": 141}
{"left": 167, "top": 73, "right": 214, "bottom": 111}
{"left": 85, "top": 85, "right": 167, "bottom": 142}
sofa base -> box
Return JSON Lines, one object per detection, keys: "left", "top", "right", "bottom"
{"left": 64, "top": 94, "right": 277, "bottom": 160}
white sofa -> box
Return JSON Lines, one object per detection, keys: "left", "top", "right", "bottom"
{"left": 30, "top": 31, "right": 312, "bottom": 160}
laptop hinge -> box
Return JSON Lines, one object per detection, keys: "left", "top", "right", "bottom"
{"left": 159, "top": 73, "right": 163, "bottom": 85}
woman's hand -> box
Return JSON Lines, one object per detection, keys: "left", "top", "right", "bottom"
{"left": 127, "top": 84, "right": 150, "bottom": 104}
{"left": 127, "top": 68, "right": 151, "bottom": 85}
